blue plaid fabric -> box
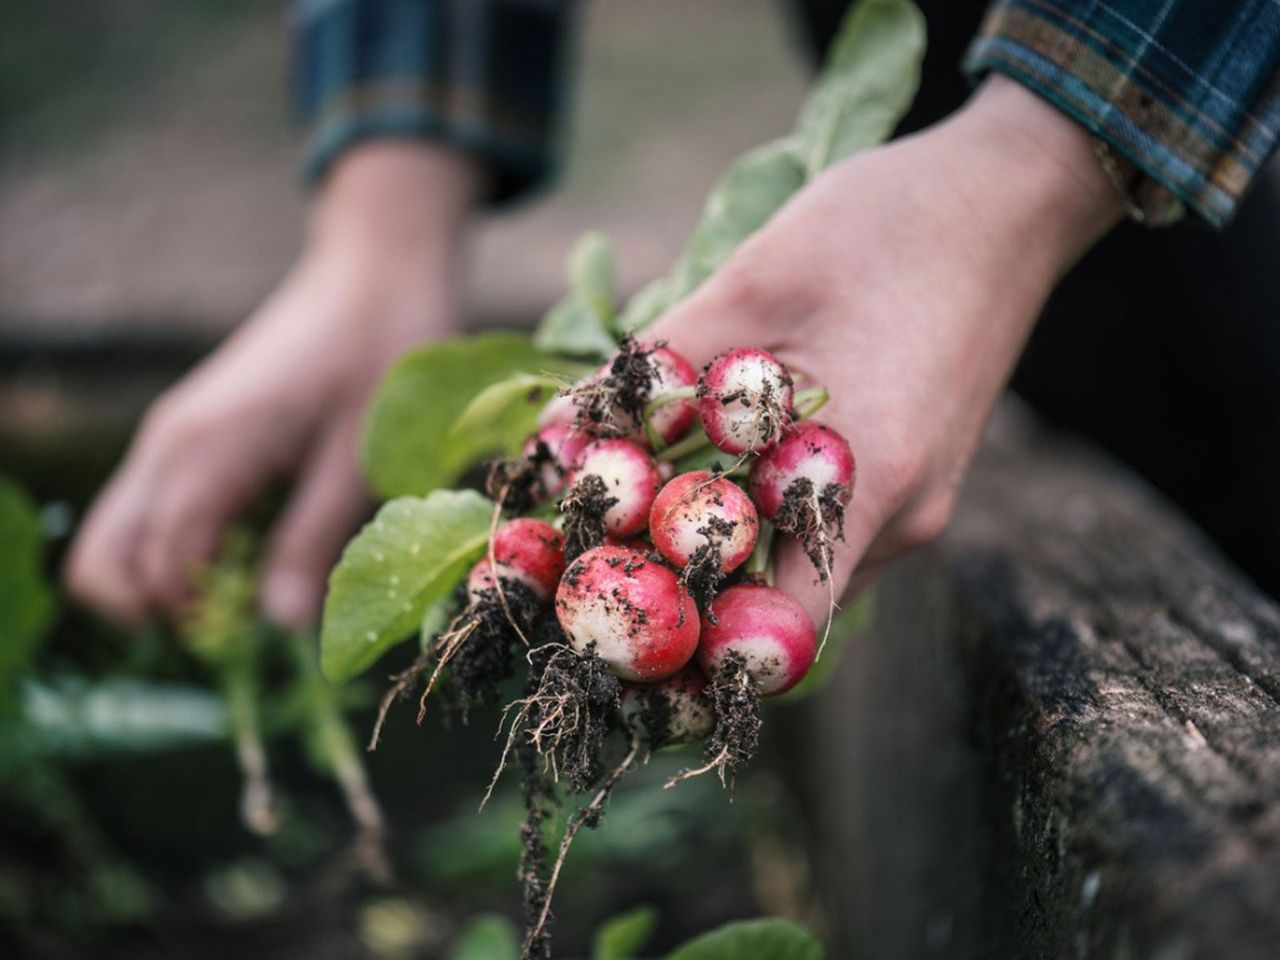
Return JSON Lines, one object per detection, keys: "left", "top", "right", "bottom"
{"left": 292, "top": 0, "right": 575, "bottom": 204}
{"left": 966, "top": 0, "right": 1280, "bottom": 226}
{"left": 293, "top": 0, "right": 1280, "bottom": 224}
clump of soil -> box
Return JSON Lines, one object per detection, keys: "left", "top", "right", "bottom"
{"left": 497, "top": 623, "right": 637, "bottom": 959}
{"left": 438, "top": 579, "right": 544, "bottom": 722}
{"left": 367, "top": 579, "right": 545, "bottom": 748}
{"left": 559, "top": 473, "right": 617, "bottom": 561}
{"left": 667, "top": 650, "right": 761, "bottom": 790}
{"left": 567, "top": 335, "right": 659, "bottom": 437}
{"left": 511, "top": 639, "right": 622, "bottom": 792}
{"left": 517, "top": 719, "right": 556, "bottom": 960}
{"left": 681, "top": 514, "right": 738, "bottom": 613}
{"left": 774, "top": 476, "right": 846, "bottom": 581}
{"left": 632, "top": 685, "right": 677, "bottom": 748}
{"left": 486, "top": 444, "right": 555, "bottom": 516}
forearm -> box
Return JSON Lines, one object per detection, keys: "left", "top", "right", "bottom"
{"left": 309, "top": 141, "right": 480, "bottom": 274}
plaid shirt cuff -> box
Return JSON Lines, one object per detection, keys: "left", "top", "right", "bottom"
{"left": 964, "top": 0, "right": 1280, "bottom": 228}
{"left": 292, "top": 0, "right": 575, "bottom": 206}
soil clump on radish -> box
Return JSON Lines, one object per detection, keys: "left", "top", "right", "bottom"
{"left": 680, "top": 514, "right": 737, "bottom": 612}
{"left": 559, "top": 474, "right": 617, "bottom": 560}
{"left": 774, "top": 476, "right": 847, "bottom": 578}
{"left": 695, "top": 651, "right": 762, "bottom": 788}
{"left": 487, "top": 448, "right": 554, "bottom": 515}
{"left": 439, "top": 579, "right": 544, "bottom": 722}
{"left": 569, "top": 336, "right": 658, "bottom": 436}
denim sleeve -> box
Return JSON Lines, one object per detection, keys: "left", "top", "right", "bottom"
{"left": 965, "top": 0, "right": 1280, "bottom": 227}
{"left": 292, "top": 0, "right": 577, "bottom": 205}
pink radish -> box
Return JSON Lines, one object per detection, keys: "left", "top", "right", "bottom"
{"left": 562, "top": 340, "right": 698, "bottom": 447}
{"left": 522, "top": 422, "right": 590, "bottom": 500}
{"left": 537, "top": 391, "right": 578, "bottom": 429}
{"left": 638, "top": 346, "right": 698, "bottom": 446}
{"left": 748, "top": 420, "right": 854, "bottom": 584}
{"left": 749, "top": 421, "right": 855, "bottom": 521}
{"left": 567, "top": 439, "right": 661, "bottom": 539}
{"left": 555, "top": 545, "right": 699, "bottom": 682}
{"left": 697, "top": 584, "right": 816, "bottom": 695}
{"left": 649, "top": 471, "right": 759, "bottom": 575}
{"left": 697, "top": 347, "right": 794, "bottom": 455}
{"left": 468, "top": 518, "right": 566, "bottom": 602}
{"left": 620, "top": 666, "right": 713, "bottom": 746}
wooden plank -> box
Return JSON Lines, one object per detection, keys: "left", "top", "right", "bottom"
{"left": 796, "top": 406, "right": 1280, "bottom": 959}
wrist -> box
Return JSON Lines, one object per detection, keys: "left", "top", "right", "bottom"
{"left": 308, "top": 141, "right": 481, "bottom": 272}
{"left": 943, "top": 75, "right": 1124, "bottom": 277}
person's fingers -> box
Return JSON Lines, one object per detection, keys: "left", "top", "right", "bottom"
{"left": 133, "top": 458, "right": 255, "bottom": 619}
{"left": 64, "top": 462, "right": 158, "bottom": 626}
{"left": 260, "top": 414, "right": 372, "bottom": 629}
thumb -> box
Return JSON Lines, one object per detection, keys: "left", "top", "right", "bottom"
{"left": 260, "top": 413, "right": 372, "bottom": 628}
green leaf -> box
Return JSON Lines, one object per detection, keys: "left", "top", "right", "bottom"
{"left": 593, "top": 905, "right": 658, "bottom": 960}
{"left": 14, "top": 676, "right": 226, "bottom": 759}
{"left": 534, "top": 296, "right": 620, "bottom": 360}
{"left": 669, "top": 919, "right": 825, "bottom": 960}
{"left": 0, "top": 478, "right": 54, "bottom": 711}
{"left": 321, "top": 491, "right": 494, "bottom": 682}
{"left": 570, "top": 231, "right": 616, "bottom": 329}
{"left": 675, "top": 139, "right": 807, "bottom": 297}
{"left": 362, "top": 333, "right": 575, "bottom": 500}
{"left": 447, "top": 914, "right": 520, "bottom": 960}
{"left": 450, "top": 372, "right": 566, "bottom": 445}
{"left": 534, "top": 232, "right": 620, "bottom": 359}
{"left": 620, "top": 140, "right": 805, "bottom": 334}
{"left": 778, "top": 592, "right": 875, "bottom": 702}
{"left": 618, "top": 0, "right": 924, "bottom": 334}
{"left": 793, "top": 0, "right": 925, "bottom": 176}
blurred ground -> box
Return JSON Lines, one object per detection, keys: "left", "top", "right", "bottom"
{"left": 0, "top": 0, "right": 808, "bottom": 337}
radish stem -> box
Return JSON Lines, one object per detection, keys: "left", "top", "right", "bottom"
{"left": 794, "top": 386, "right": 829, "bottom": 419}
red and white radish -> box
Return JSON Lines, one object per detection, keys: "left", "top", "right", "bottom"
{"left": 620, "top": 666, "right": 713, "bottom": 746}
{"left": 649, "top": 471, "right": 759, "bottom": 575}
{"left": 697, "top": 583, "right": 816, "bottom": 695}
{"left": 522, "top": 422, "right": 590, "bottom": 500}
{"left": 557, "top": 341, "right": 698, "bottom": 447}
{"left": 749, "top": 420, "right": 855, "bottom": 522}
{"left": 556, "top": 545, "right": 699, "bottom": 682}
{"left": 567, "top": 438, "right": 662, "bottom": 539}
{"left": 697, "top": 347, "right": 794, "bottom": 455}
{"left": 640, "top": 346, "right": 699, "bottom": 446}
{"left": 469, "top": 518, "right": 566, "bottom": 602}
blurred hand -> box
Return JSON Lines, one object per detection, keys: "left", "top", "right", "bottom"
{"left": 647, "top": 76, "right": 1123, "bottom": 624}
{"left": 66, "top": 143, "right": 479, "bottom": 628}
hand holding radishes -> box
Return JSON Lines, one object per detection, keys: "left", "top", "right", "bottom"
{"left": 315, "top": 9, "right": 1127, "bottom": 955}
{"left": 645, "top": 75, "right": 1123, "bottom": 626}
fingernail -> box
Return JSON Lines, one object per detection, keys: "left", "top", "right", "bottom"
{"left": 261, "top": 570, "right": 318, "bottom": 628}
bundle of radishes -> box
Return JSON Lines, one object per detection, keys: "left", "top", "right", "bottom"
{"left": 396, "top": 338, "right": 854, "bottom": 957}
{"left": 310, "top": 2, "right": 930, "bottom": 951}
{"left": 482, "top": 339, "right": 851, "bottom": 748}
